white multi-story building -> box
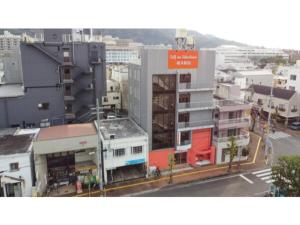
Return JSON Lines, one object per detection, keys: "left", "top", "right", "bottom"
{"left": 97, "top": 118, "right": 148, "bottom": 184}
{"left": 211, "top": 45, "right": 288, "bottom": 69}
{"left": 233, "top": 69, "right": 274, "bottom": 89}
{"left": 102, "top": 79, "right": 121, "bottom": 110}
{"left": 0, "top": 128, "right": 37, "bottom": 197}
{"left": 277, "top": 61, "right": 300, "bottom": 93}
{"left": 0, "top": 31, "right": 21, "bottom": 50}
{"left": 213, "top": 83, "right": 251, "bottom": 165}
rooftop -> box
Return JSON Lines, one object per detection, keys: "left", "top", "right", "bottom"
{"left": 249, "top": 84, "right": 296, "bottom": 100}
{"left": 237, "top": 70, "right": 273, "bottom": 76}
{"left": 0, "top": 134, "right": 33, "bottom": 156}
{"left": 37, "top": 123, "right": 96, "bottom": 141}
{"left": 97, "top": 118, "right": 147, "bottom": 140}
{"left": 0, "top": 84, "right": 24, "bottom": 98}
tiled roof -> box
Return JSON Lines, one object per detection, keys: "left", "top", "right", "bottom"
{"left": 249, "top": 84, "right": 295, "bottom": 100}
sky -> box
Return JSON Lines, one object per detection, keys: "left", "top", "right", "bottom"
{"left": 2, "top": 0, "right": 300, "bottom": 50}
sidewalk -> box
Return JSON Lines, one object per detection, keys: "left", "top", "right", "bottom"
{"left": 73, "top": 132, "right": 264, "bottom": 197}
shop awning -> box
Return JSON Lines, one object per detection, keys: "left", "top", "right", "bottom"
{"left": 0, "top": 175, "right": 24, "bottom": 184}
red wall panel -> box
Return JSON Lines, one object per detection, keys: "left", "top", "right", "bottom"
{"left": 149, "top": 148, "right": 175, "bottom": 170}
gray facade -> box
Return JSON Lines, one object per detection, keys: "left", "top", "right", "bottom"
{"left": 0, "top": 29, "right": 106, "bottom": 128}
{"left": 128, "top": 48, "right": 215, "bottom": 151}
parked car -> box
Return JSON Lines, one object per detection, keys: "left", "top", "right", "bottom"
{"left": 288, "top": 122, "right": 300, "bottom": 130}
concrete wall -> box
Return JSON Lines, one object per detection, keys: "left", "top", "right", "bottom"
{"left": 34, "top": 154, "right": 48, "bottom": 196}
{"left": 0, "top": 152, "right": 34, "bottom": 197}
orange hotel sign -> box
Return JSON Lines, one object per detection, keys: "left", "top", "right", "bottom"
{"left": 168, "top": 50, "right": 199, "bottom": 69}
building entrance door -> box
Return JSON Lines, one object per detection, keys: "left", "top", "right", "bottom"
{"left": 175, "top": 152, "right": 187, "bottom": 165}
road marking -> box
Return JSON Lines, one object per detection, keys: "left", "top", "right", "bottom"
{"left": 261, "top": 175, "right": 272, "bottom": 180}
{"left": 257, "top": 172, "right": 272, "bottom": 177}
{"left": 76, "top": 132, "right": 263, "bottom": 197}
{"left": 252, "top": 168, "right": 271, "bottom": 175}
{"left": 268, "top": 131, "right": 290, "bottom": 140}
{"left": 240, "top": 174, "right": 254, "bottom": 184}
{"left": 266, "top": 179, "right": 274, "bottom": 184}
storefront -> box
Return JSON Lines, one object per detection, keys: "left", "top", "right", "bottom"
{"left": 33, "top": 123, "right": 99, "bottom": 196}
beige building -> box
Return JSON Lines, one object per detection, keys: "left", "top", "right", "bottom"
{"left": 245, "top": 84, "right": 300, "bottom": 125}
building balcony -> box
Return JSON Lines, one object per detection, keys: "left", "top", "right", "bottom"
{"left": 215, "top": 99, "right": 250, "bottom": 112}
{"left": 178, "top": 101, "right": 215, "bottom": 112}
{"left": 178, "top": 83, "right": 214, "bottom": 92}
{"left": 215, "top": 117, "right": 250, "bottom": 129}
{"left": 177, "top": 120, "right": 214, "bottom": 132}
{"left": 213, "top": 131, "right": 250, "bottom": 148}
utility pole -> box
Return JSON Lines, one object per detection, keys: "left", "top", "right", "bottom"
{"left": 96, "top": 98, "right": 104, "bottom": 196}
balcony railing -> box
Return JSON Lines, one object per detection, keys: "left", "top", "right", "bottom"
{"left": 178, "top": 101, "right": 215, "bottom": 110}
{"left": 213, "top": 131, "right": 250, "bottom": 143}
{"left": 217, "top": 117, "right": 250, "bottom": 125}
{"left": 178, "top": 120, "right": 214, "bottom": 130}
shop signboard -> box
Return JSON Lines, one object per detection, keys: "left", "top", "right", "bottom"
{"left": 125, "top": 158, "right": 145, "bottom": 166}
{"left": 168, "top": 50, "right": 199, "bottom": 69}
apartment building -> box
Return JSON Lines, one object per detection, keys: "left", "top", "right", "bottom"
{"left": 233, "top": 70, "right": 273, "bottom": 90}
{"left": 129, "top": 48, "right": 216, "bottom": 169}
{"left": 0, "top": 31, "right": 20, "bottom": 50}
{"left": 0, "top": 29, "right": 106, "bottom": 128}
{"left": 245, "top": 84, "right": 300, "bottom": 125}
{"left": 213, "top": 83, "right": 251, "bottom": 164}
{"left": 102, "top": 79, "right": 121, "bottom": 110}
{"left": 277, "top": 61, "right": 300, "bottom": 93}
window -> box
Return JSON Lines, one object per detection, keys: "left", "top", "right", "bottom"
{"left": 289, "top": 86, "right": 295, "bottom": 91}
{"left": 113, "top": 148, "right": 125, "bottom": 157}
{"left": 290, "top": 74, "right": 297, "bottom": 81}
{"left": 179, "top": 73, "right": 191, "bottom": 83}
{"left": 38, "top": 102, "right": 49, "bottom": 110}
{"left": 257, "top": 99, "right": 263, "bottom": 105}
{"left": 291, "top": 106, "right": 298, "bottom": 113}
{"left": 113, "top": 96, "right": 119, "bottom": 100}
{"left": 180, "top": 131, "right": 190, "bottom": 145}
{"left": 9, "top": 162, "right": 19, "bottom": 171}
{"left": 178, "top": 112, "right": 189, "bottom": 123}
{"left": 103, "top": 97, "right": 108, "bottom": 102}
{"left": 131, "top": 146, "right": 143, "bottom": 154}
{"left": 179, "top": 93, "right": 190, "bottom": 103}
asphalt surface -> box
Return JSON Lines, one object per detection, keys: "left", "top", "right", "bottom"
{"left": 134, "top": 130, "right": 300, "bottom": 197}
{"left": 136, "top": 169, "right": 271, "bottom": 197}
{"left": 270, "top": 133, "right": 300, "bottom": 162}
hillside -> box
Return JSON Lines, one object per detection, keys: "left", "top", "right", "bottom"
{"left": 0, "top": 29, "right": 247, "bottom": 48}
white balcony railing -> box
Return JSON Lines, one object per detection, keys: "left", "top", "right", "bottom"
{"left": 178, "top": 101, "right": 215, "bottom": 110}
{"left": 178, "top": 120, "right": 214, "bottom": 129}
{"left": 213, "top": 131, "right": 250, "bottom": 143}
{"left": 217, "top": 117, "right": 250, "bottom": 125}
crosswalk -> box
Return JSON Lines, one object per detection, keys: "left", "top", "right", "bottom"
{"left": 252, "top": 168, "right": 274, "bottom": 184}
{"left": 268, "top": 131, "right": 290, "bottom": 140}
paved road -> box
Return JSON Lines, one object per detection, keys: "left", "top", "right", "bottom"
{"left": 136, "top": 168, "right": 272, "bottom": 197}
{"left": 268, "top": 131, "right": 300, "bottom": 162}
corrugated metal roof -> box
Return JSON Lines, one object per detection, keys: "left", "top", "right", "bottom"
{"left": 249, "top": 84, "right": 296, "bottom": 100}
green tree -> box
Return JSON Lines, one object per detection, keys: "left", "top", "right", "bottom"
{"left": 227, "top": 136, "right": 239, "bottom": 172}
{"left": 168, "top": 153, "right": 175, "bottom": 184}
{"left": 272, "top": 155, "right": 300, "bottom": 197}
